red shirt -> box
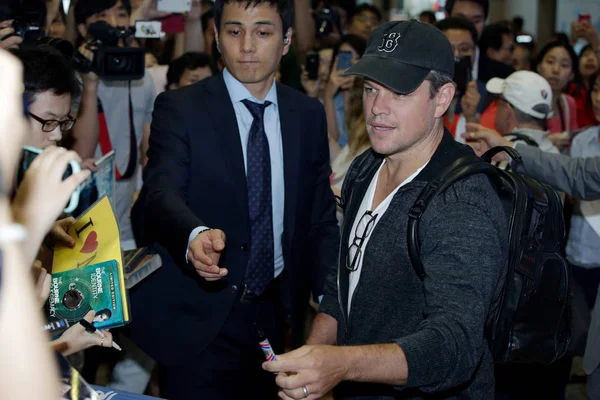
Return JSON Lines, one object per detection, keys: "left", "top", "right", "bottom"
{"left": 567, "top": 82, "right": 597, "bottom": 129}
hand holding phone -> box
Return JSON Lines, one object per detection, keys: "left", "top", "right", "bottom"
{"left": 453, "top": 55, "right": 472, "bottom": 96}
{"left": 16, "top": 146, "right": 87, "bottom": 215}
{"left": 305, "top": 52, "right": 320, "bottom": 81}
{"left": 579, "top": 12, "right": 591, "bottom": 23}
{"left": 336, "top": 51, "right": 352, "bottom": 70}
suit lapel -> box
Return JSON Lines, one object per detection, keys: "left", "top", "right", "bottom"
{"left": 204, "top": 76, "right": 250, "bottom": 221}
{"left": 277, "top": 85, "right": 301, "bottom": 253}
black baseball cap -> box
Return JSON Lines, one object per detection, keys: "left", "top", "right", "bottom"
{"left": 344, "top": 20, "right": 455, "bottom": 94}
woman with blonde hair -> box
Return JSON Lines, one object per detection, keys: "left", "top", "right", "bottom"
{"left": 330, "top": 76, "right": 371, "bottom": 195}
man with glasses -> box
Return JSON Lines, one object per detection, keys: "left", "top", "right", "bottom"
{"left": 14, "top": 44, "right": 79, "bottom": 149}
{"left": 477, "top": 23, "right": 515, "bottom": 82}
{"left": 347, "top": 4, "right": 382, "bottom": 40}
{"left": 264, "top": 20, "right": 508, "bottom": 399}
{"left": 436, "top": 17, "right": 489, "bottom": 139}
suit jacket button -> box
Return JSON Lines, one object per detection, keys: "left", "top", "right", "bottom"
{"left": 232, "top": 285, "right": 238, "bottom": 292}
{"left": 241, "top": 244, "right": 248, "bottom": 251}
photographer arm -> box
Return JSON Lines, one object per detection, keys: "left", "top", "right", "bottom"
{"left": 72, "top": 76, "right": 100, "bottom": 159}
{"left": 516, "top": 143, "right": 600, "bottom": 201}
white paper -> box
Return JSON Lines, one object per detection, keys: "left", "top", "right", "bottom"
{"left": 157, "top": 0, "right": 192, "bottom": 13}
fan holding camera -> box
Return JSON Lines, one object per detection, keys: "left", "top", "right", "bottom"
{"left": 71, "top": 0, "right": 156, "bottom": 253}
{"left": 0, "top": 0, "right": 48, "bottom": 49}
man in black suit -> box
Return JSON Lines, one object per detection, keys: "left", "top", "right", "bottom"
{"left": 128, "top": 0, "right": 339, "bottom": 398}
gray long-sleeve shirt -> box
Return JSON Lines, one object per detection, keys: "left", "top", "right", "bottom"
{"left": 319, "top": 132, "right": 508, "bottom": 399}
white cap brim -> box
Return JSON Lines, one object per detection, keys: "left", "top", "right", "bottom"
{"left": 486, "top": 77, "right": 506, "bottom": 95}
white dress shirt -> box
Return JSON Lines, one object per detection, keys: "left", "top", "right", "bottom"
{"left": 347, "top": 160, "right": 428, "bottom": 312}
{"left": 186, "top": 69, "right": 285, "bottom": 278}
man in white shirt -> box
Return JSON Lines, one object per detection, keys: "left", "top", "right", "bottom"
{"left": 264, "top": 20, "right": 507, "bottom": 400}
{"left": 129, "top": 0, "right": 339, "bottom": 398}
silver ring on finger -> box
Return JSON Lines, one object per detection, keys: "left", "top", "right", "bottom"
{"left": 302, "top": 385, "right": 309, "bottom": 398}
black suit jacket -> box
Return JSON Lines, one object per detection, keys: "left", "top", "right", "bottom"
{"left": 129, "top": 75, "right": 339, "bottom": 367}
{"left": 477, "top": 54, "right": 514, "bottom": 83}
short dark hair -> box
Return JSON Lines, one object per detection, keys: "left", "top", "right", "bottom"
{"left": 350, "top": 4, "right": 382, "bottom": 23}
{"left": 419, "top": 10, "right": 437, "bottom": 24}
{"left": 435, "top": 16, "right": 478, "bottom": 46}
{"left": 201, "top": 9, "right": 214, "bottom": 33}
{"left": 552, "top": 32, "right": 570, "bottom": 45}
{"left": 533, "top": 41, "right": 578, "bottom": 75}
{"left": 512, "top": 16, "right": 524, "bottom": 31}
{"left": 330, "top": 34, "right": 367, "bottom": 74}
{"left": 426, "top": 70, "right": 455, "bottom": 99}
{"left": 12, "top": 44, "right": 81, "bottom": 103}
{"left": 479, "top": 23, "right": 512, "bottom": 54}
{"left": 167, "top": 52, "right": 212, "bottom": 88}
{"left": 213, "top": 0, "right": 292, "bottom": 39}
{"left": 75, "top": 0, "right": 132, "bottom": 26}
{"left": 513, "top": 107, "right": 546, "bottom": 129}
{"left": 445, "top": 0, "right": 489, "bottom": 19}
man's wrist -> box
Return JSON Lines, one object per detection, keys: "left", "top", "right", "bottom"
{"left": 340, "top": 346, "right": 360, "bottom": 381}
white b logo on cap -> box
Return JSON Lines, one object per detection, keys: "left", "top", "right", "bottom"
{"left": 378, "top": 32, "right": 401, "bottom": 53}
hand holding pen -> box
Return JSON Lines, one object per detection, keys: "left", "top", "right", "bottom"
{"left": 79, "top": 318, "right": 121, "bottom": 351}
{"left": 49, "top": 310, "right": 120, "bottom": 356}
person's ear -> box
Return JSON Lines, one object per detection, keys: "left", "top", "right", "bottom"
{"left": 282, "top": 28, "right": 293, "bottom": 56}
{"left": 213, "top": 24, "right": 221, "bottom": 54}
{"left": 433, "top": 82, "right": 456, "bottom": 118}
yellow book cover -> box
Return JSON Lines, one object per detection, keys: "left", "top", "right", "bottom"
{"left": 52, "top": 195, "right": 130, "bottom": 325}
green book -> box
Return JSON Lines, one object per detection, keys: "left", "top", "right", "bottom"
{"left": 45, "top": 259, "right": 127, "bottom": 330}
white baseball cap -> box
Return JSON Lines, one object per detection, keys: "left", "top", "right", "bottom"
{"left": 486, "top": 71, "right": 553, "bottom": 119}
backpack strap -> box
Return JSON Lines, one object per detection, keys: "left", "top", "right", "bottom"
{"left": 507, "top": 133, "right": 539, "bottom": 148}
{"left": 407, "top": 147, "right": 513, "bottom": 280}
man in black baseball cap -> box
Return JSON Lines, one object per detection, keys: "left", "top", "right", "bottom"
{"left": 264, "top": 20, "right": 507, "bottom": 400}
{"left": 344, "top": 19, "right": 455, "bottom": 94}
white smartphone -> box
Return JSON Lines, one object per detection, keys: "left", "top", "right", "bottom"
{"left": 156, "top": 0, "right": 192, "bottom": 13}
{"left": 19, "top": 146, "right": 82, "bottom": 214}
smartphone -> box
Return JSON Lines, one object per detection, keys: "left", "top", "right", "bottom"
{"left": 17, "top": 146, "right": 82, "bottom": 214}
{"left": 453, "top": 55, "right": 472, "bottom": 96}
{"left": 305, "top": 52, "right": 320, "bottom": 81}
{"left": 337, "top": 51, "right": 352, "bottom": 70}
{"left": 516, "top": 34, "right": 533, "bottom": 44}
{"left": 579, "top": 12, "right": 591, "bottom": 23}
{"left": 156, "top": 0, "right": 192, "bottom": 13}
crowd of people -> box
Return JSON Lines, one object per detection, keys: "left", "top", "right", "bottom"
{"left": 1, "top": 0, "right": 600, "bottom": 399}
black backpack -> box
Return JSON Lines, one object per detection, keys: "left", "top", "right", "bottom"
{"left": 407, "top": 146, "right": 571, "bottom": 364}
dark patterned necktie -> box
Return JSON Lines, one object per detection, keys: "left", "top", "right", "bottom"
{"left": 242, "top": 99, "right": 274, "bottom": 295}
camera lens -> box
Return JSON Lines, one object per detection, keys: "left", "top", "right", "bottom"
{"left": 108, "top": 54, "right": 131, "bottom": 72}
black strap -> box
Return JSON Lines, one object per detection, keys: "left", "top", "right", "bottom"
{"left": 407, "top": 147, "right": 513, "bottom": 280}
{"left": 508, "top": 133, "right": 539, "bottom": 148}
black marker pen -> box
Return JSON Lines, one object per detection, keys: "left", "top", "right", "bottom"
{"left": 255, "top": 324, "right": 277, "bottom": 362}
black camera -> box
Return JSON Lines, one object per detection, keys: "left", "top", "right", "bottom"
{"left": 313, "top": 7, "right": 340, "bottom": 38}
{"left": 74, "top": 21, "right": 145, "bottom": 81}
{"left": 0, "top": 0, "right": 46, "bottom": 42}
